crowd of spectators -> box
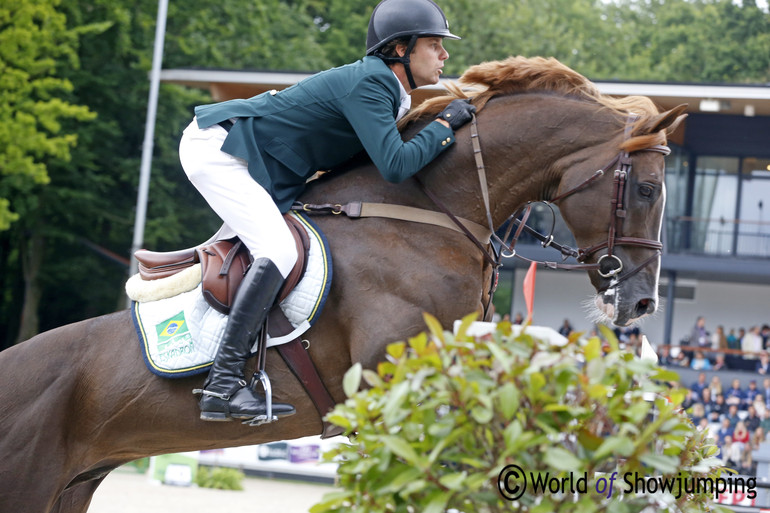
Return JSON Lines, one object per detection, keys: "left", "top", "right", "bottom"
{"left": 659, "top": 316, "right": 770, "bottom": 475}
{"left": 662, "top": 316, "right": 770, "bottom": 372}
{"left": 682, "top": 372, "right": 770, "bottom": 475}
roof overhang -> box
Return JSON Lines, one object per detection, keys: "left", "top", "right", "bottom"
{"left": 161, "top": 68, "right": 770, "bottom": 117}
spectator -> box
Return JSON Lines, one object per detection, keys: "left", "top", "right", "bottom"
{"left": 752, "top": 427, "right": 766, "bottom": 451}
{"left": 690, "top": 316, "right": 710, "bottom": 348}
{"left": 717, "top": 419, "right": 734, "bottom": 446}
{"left": 739, "top": 446, "right": 754, "bottom": 475}
{"left": 743, "top": 326, "right": 763, "bottom": 360}
{"left": 673, "top": 350, "right": 689, "bottom": 368}
{"left": 745, "top": 380, "right": 761, "bottom": 408}
{"left": 710, "top": 376, "right": 724, "bottom": 397}
{"left": 753, "top": 395, "right": 767, "bottom": 418}
{"left": 725, "top": 379, "right": 745, "bottom": 408}
{"left": 690, "top": 403, "right": 706, "bottom": 425}
{"left": 762, "top": 325, "right": 770, "bottom": 351}
{"left": 756, "top": 351, "right": 770, "bottom": 375}
{"left": 512, "top": 312, "right": 524, "bottom": 325}
{"left": 722, "top": 436, "right": 742, "bottom": 468}
{"left": 733, "top": 420, "right": 750, "bottom": 445}
{"left": 558, "top": 319, "right": 573, "bottom": 338}
{"left": 763, "top": 377, "right": 770, "bottom": 406}
{"left": 708, "top": 394, "right": 727, "bottom": 423}
{"left": 761, "top": 408, "right": 770, "bottom": 433}
{"left": 690, "top": 351, "right": 712, "bottom": 370}
{"left": 725, "top": 404, "right": 741, "bottom": 427}
{"left": 726, "top": 328, "right": 740, "bottom": 350}
{"left": 713, "top": 353, "right": 728, "bottom": 371}
{"left": 712, "top": 325, "right": 728, "bottom": 352}
{"left": 658, "top": 346, "right": 675, "bottom": 366}
{"left": 690, "top": 372, "right": 708, "bottom": 400}
{"left": 745, "top": 405, "right": 762, "bottom": 432}
{"left": 701, "top": 388, "right": 713, "bottom": 407}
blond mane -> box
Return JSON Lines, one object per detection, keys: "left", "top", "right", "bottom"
{"left": 400, "top": 56, "right": 666, "bottom": 151}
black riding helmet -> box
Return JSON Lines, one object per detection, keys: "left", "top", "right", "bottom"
{"left": 366, "top": 0, "right": 460, "bottom": 89}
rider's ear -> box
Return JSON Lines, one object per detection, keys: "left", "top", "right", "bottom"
{"left": 635, "top": 104, "right": 688, "bottom": 136}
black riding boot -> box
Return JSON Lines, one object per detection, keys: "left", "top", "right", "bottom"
{"left": 198, "top": 258, "right": 296, "bottom": 421}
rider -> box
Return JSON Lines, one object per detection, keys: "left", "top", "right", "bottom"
{"left": 180, "top": 0, "right": 476, "bottom": 422}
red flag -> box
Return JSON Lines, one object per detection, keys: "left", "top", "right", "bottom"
{"left": 523, "top": 262, "right": 537, "bottom": 323}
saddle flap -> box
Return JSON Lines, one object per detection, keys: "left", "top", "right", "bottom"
{"left": 197, "top": 214, "right": 310, "bottom": 314}
{"left": 197, "top": 239, "right": 251, "bottom": 315}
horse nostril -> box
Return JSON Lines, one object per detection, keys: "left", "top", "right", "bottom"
{"left": 635, "top": 298, "right": 655, "bottom": 317}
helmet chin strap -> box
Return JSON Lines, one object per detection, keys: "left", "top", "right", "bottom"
{"left": 374, "top": 35, "right": 419, "bottom": 90}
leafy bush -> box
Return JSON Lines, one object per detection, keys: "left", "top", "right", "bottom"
{"left": 313, "top": 314, "right": 728, "bottom": 513}
{"left": 195, "top": 466, "right": 245, "bottom": 491}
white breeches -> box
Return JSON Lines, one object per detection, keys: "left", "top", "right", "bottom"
{"left": 179, "top": 119, "right": 298, "bottom": 279}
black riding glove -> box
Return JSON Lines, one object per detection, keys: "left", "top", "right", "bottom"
{"left": 437, "top": 99, "right": 476, "bottom": 130}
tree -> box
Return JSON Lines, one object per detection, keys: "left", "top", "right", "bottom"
{"left": 0, "top": 0, "right": 95, "bottom": 343}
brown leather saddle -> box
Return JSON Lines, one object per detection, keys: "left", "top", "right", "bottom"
{"left": 134, "top": 214, "right": 309, "bottom": 314}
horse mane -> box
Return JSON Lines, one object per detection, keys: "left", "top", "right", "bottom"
{"left": 400, "top": 56, "right": 666, "bottom": 151}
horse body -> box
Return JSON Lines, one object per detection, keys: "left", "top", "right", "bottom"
{"left": 0, "top": 57, "right": 685, "bottom": 513}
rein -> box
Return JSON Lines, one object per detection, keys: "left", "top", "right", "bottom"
{"left": 297, "top": 112, "right": 670, "bottom": 315}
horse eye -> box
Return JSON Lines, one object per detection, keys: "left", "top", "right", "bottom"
{"left": 639, "top": 184, "right": 654, "bottom": 198}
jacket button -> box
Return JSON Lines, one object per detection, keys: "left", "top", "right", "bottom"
{"left": 441, "top": 141, "right": 447, "bottom": 146}
{"left": 269, "top": 89, "right": 278, "bottom": 95}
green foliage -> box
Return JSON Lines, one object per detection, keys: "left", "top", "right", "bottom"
{"left": 195, "top": 466, "right": 245, "bottom": 491}
{"left": 125, "top": 457, "right": 150, "bottom": 473}
{"left": 0, "top": 0, "right": 94, "bottom": 231}
{"left": 315, "top": 314, "right": 727, "bottom": 513}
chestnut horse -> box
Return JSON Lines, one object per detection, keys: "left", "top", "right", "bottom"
{"left": 0, "top": 57, "right": 684, "bottom": 513}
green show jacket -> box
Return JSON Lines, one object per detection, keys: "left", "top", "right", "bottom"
{"left": 194, "top": 56, "right": 455, "bottom": 213}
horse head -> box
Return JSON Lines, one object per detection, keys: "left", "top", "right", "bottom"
{"left": 554, "top": 105, "right": 687, "bottom": 326}
{"left": 403, "top": 56, "right": 687, "bottom": 327}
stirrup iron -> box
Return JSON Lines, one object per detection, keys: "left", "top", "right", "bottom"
{"left": 242, "top": 370, "right": 277, "bottom": 426}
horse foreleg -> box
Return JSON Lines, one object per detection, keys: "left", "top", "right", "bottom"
{"left": 48, "top": 477, "right": 106, "bottom": 513}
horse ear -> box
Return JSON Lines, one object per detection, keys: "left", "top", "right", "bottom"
{"left": 635, "top": 104, "right": 688, "bottom": 135}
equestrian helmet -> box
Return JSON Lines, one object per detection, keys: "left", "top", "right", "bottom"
{"left": 366, "top": 0, "right": 460, "bottom": 55}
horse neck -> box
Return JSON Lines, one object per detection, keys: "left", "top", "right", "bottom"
{"left": 418, "top": 94, "right": 624, "bottom": 229}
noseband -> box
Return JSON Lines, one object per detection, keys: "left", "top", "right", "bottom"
{"left": 419, "top": 113, "right": 670, "bottom": 295}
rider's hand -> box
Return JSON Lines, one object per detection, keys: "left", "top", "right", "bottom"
{"left": 436, "top": 99, "right": 476, "bottom": 131}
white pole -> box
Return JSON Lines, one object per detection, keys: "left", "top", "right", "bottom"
{"left": 129, "top": 0, "right": 168, "bottom": 282}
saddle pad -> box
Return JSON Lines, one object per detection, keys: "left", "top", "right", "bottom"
{"left": 131, "top": 212, "right": 332, "bottom": 378}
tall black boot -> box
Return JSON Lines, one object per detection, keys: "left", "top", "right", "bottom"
{"left": 198, "top": 258, "right": 296, "bottom": 421}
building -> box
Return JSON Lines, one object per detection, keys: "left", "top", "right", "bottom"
{"left": 161, "top": 68, "right": 770, "bottom": 346}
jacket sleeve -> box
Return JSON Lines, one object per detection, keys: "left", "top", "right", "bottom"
{"left": 340, "top": 73, "right": 455, "bottom": 183}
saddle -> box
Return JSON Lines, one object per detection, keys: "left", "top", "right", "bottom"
{"left": 134, "top": 214, "right": 310, "bottom": 314}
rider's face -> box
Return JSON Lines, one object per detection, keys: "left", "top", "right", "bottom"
{"left": 399, "top": 37, "right": 449, "bottom": 89}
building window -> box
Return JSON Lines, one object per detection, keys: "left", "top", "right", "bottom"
{"left": 691, "top": 156, "right": 739, "bottom": 255}
{"left": 737, "top": 157, "right": 770, "bottom": 257}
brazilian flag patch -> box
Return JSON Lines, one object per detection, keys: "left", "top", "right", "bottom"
{"left": 154, "top": 312, "right": 194, "bottom": 363}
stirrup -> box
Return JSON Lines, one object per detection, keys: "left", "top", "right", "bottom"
{"left": 242, "top": 370, "right": 278, "bottom": 427}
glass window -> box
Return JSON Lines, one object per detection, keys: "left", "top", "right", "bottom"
{"left": 691, "top": 156, "right": 739, "bottom": 255}
{"left": 663, "top": 144, "right": 688, "bottom": 252}
{"left": 737, "top": 157, "right": 770, "bottom": 257}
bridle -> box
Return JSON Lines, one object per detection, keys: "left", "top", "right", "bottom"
{"left": 418, "top": 113, "right": 671, "bottom": 295}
